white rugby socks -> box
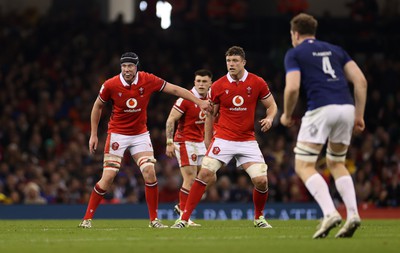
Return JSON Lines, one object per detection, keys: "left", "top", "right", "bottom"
{"left": 335, "top": 175, "right": 359, "bottom": 219}
{"left": 305, "top": 173, "right": 337, "bottom": 217}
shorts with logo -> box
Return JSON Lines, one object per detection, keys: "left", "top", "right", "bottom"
{"left": 105, "top": 131, "right": 153, "bottom": 157}
{"left": 206, "top": 138, "right": 265, "bottom": 167}
{"left": 174, "top": 141, "right": 207, "bottom": 167}
{"left": 298, "top": 104, "right": 355, "bottom": 145}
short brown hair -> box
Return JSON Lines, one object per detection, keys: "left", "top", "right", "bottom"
{"left": 290, "top": 13, "right": 318, "bottom": 36}
{"left": 225, "top": 46, "right": 245, "bottom": 59}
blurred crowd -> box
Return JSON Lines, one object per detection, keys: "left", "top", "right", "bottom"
{"left": 0, "top": 0, "right": 399, "bottom": 208}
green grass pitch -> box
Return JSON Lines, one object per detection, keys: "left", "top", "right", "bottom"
{"left": 0, "top": 219, "right": 399, "bottom": 253}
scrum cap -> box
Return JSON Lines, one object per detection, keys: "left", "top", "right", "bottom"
{"left": 120, "top": 52, "right": 139, "bottom": 65}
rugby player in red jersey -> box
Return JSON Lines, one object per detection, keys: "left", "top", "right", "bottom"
{"left": 171, "top": 46, "right": 277, "bottom": 228}
{"left": 165, "top": 69, "right": 213, "bottom": 227}
{"left": 78, "top": 52, "right": 211, "bottom": 228}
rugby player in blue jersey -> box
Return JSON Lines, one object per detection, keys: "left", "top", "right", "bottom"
{"left": 280, "top": 13, "right": 367, "bottom": 239}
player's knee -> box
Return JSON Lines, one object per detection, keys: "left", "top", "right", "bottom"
{"left": 103, "top": 154, "right": 122, "bottom": 172}
{"left": 197, "top": 167, "right": 216, "bottom": 183}
{"left": 184, "top": 173, "right": 197, "bottom": 186}
{"left": 201, "top": 156, "right": 222, "bottom": 174}
{"left": 294, "top": 143, "right": 319, "bottom": 162}
{"left": 326, "top": 147, "right": 347, "bottom": 163}
{"left": 246, "top": 163, "right": 268, "bottom": 179}
{"left": 142, "top": 170, "right": 156, "bottom": 183}
{"left": 252, "top": 176, "right": 268, "bottom": 191}
{"left": 138, "top": 156, "right": 157, "bottom": 172}
{"left": 142, "top": 166, "right": 156, "bottom": 180}
{"left": 182, "top": 166, "right": 197, "bottom": 178}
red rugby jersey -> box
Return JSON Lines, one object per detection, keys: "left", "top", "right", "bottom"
{"left": 173, "top": 87, "right": 207, "bottom": 143}
{"left": 98, "top": 72, "right": 166, "bottom": 135}
{"left": 209, "top": 70, "right": 271, "bottom": 141}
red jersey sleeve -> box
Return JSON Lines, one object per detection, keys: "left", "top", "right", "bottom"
{"left": 257, "top": 76, "right": 272, "bottom": 100}
{"left": 173, "top": 98, "right": 187, "bottom": 114}
{"left": 98, "top": 78, "right": 113, "bottom": 102}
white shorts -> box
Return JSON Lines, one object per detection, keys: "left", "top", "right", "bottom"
{"left": 298, "top": 104, "right": 355, "bottom": 145}
{"left": 105, "top": 132, "right": 153, "bottom": 157}
{"left": 206, "top": 138, "right": 265, "bottom": 167}
{"left": 174, "top": 141, "right": 207, "bottom": 167}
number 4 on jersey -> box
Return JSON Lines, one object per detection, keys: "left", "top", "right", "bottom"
{"left": 322, "top": 56, "right": 337, "bottom": 79}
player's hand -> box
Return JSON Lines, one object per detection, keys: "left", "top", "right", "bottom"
{"left": 280, "top": 113, "right": 294, "bottom": 127}
{"left": 165, "top": 143, "right": 177, "bottom": 158}
{"left": 89, "top": 135, "right": 98, "bottom": 154}
{"left": 353, "top": 118, "right": 365, "bottom": 135}
{"left": 199, "top": 99, "right": 212, "bottom": 113}
{"left": 259, "top": 117, "right": 273, "bottom": 132}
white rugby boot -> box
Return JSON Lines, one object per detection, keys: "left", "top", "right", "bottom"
{"left": 335, "top": 215, "right": 361, "bottom": 238}
{"left": 313, "top": 211, "right": 342, "bottom": 239}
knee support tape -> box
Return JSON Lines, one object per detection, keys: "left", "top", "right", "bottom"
{"left": 201, "top": 156, "right": 222, "bottom": 173}
{"left": 104, "top": 154, "right": 122, "bottom": 172}
{"left": 294, "top": 143, "right": 319, "bottom": 162}
{"left": 246, "top": 163, "right": 268, "bottom": 179}
{"left": 138, "top": 156, "right": 157, "bottom": 172}
{"left": 326, "top": 147, "right": 347, "bottom": 162}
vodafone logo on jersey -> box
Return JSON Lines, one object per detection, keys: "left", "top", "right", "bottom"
{"left": 124, "top": 98, "right": 142, "bottom": 112}
{"left": 232, "top": 95, "right": 244, "bottom": 106}
{"left": 126, "top": 98, "right": 138, "bottom": 108}
{"left": 230, "top": 95, "right": 247, "bottom": 111}
{"left": 195, "top": 110, "right": 206, "bottom": 124}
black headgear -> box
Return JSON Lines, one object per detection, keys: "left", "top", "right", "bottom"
{"left": 120, "top": 52, "right": 139, "bottom": 66}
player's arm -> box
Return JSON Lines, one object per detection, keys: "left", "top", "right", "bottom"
{"left": 162, "top": 82, "right": 212, "bottom": 112}
{"left": 204, "top": 104, "right": 219, "bottom": 148}
{"left": 165, "top": 107, "right": 182, "bottom": 158}
{"left": 259, "top": 94, "right": 277, "bottom": 132}
{"left": 280, "top": 70, "right": 300, "bottom": 127}
{"left": 344, "top": 60, "right": 367, "bottom": 134}
{"left": 89, "top": 97, "right": 105, "bottom": 154}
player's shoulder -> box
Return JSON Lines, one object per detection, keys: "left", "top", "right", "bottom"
{"left": 318, "top": 39, "right": 340, "bottom": 48}
{"left": 137, "top": 71, "right": 152, "bottom": 80}
{"left": 138, "top": 71, "right": 165, "bottom": 85}
{"left": 307, "top": 39, "right": 344, "bottom": 52}
{"left": 316, "top": 40, "right": 350, "bottom": 61}
{"left": 285, "top": 46, "right": 298, "bottom": 60}
{"left": 212, "top": 75, "right": 229, "bottom": 87}
{"left": 246, "top": 72, "right": 267, "bottom": 85}
{"left": 137, "top": 71, "right": 150, "bottom": 77}
{"left": 246, "top": 72, "right": 261, "bottom": 80}
{"left": 103, "top": 74, "right": 120, "bottom": 86}
{"left": 214, "top": 75, "right": 227, "bottom": 83}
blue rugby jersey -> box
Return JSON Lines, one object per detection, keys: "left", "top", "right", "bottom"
{"left": 284, "top": 39, "right": 354, "bottom": 111}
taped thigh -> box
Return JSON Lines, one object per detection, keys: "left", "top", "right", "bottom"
{"left": 104, "top": 154, "right": 122, "bottom": 172}
{"left": 137, "top": 156, "right": 157, "bottom": 172}
{"left": 294, "top": 143, "right": 319, "bottom": 162}
{"left": 201, "top": 156, "right": 222, "bottom": 173}
{"left": 326, "top": 147, "right": 347, "bottom": 162}
{"left": 245, "top": 163, "right": 268, "bottom": 179}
